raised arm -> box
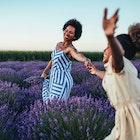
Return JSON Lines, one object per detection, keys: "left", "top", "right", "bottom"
{"left": 103, "top": 8, "right": 124, "bottom": 73}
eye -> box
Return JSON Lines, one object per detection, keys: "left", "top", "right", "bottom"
{"left": 64, "top": 29, "right": 68, "bottom": 33}
{"left": 69, "top": 31, "right": 75, "bottom": 35}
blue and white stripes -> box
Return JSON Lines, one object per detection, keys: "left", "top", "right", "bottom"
{"left": 42, "top": 49, "right": 73, "bottom": 103}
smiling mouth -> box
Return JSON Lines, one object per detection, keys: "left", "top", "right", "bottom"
{"left": 64, "top": 36, "right": 69, "bottom": 40}
{"left": 103, "top": 54, "right": 106, "bottom": 58}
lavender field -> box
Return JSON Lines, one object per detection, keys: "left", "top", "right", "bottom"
{"left": 0, "top": 60, "right": 140, "bottom": 140}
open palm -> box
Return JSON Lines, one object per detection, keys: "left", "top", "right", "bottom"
{"left": 103, "top": 8, "right": 119, "bottom": 36}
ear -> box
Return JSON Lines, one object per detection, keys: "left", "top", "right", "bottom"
{"left": 122, "top": 49, "right": 125, "bottom": 55}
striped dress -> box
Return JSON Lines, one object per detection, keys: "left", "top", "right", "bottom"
{"left": 42, "top": 49, "right": 73, "bottom": 103}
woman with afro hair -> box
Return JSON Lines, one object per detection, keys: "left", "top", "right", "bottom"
{"left": 41, "top": 19, "right": 90, "bottom": 103}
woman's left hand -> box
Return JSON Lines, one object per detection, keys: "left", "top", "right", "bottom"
{"left": 103, "top": 8, "right": 119, "bottom": 36}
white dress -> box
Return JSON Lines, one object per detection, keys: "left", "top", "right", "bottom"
{"left": 103, "top": 56, "right": 140, "bottom": 140}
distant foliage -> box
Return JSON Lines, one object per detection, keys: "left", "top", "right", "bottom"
{"left": 0, "top": 51, "right": 104, "bottom": 61}
{"left": 0, "top": 51, "right": 140, "bottom": 62}
{"left": 0, "top": 51, "right": 51, "bottom": 61}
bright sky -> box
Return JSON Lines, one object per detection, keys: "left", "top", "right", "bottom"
{"left": 0, "top": 0, "right": 140, "bottom": 52}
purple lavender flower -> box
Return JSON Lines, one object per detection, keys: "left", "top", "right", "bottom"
{"left": 0, "top": 60, "right": 139, "bottom": 139}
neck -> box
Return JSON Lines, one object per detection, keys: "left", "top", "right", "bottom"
{"left": 62, "top": 41, "right": 72, "bottom": 48}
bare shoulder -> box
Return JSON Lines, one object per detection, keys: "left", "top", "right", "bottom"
{"left": 65, "top": 46, "right": 78, "bottom": 60}
{"left": 56, "top": 42, "right": 62, "bottom": 49}
{"left": 63, "top": 46, "right": 77, "bottom": 57}
{"left": 68, "top": 46, "right": 77, "bottom": 52}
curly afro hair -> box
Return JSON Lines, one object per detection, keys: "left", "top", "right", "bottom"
{"left": 128, "top": 23, "right": 140, "bottom": 51}
{"left": 63, "top": 19, "right": 82, "bottom": 41}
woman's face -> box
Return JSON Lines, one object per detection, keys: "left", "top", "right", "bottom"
{"left": 63, "top": 25, "right": 75, "bottom": 42}
{"left": 103, "top": 44, "right": 112, "bottom": 63}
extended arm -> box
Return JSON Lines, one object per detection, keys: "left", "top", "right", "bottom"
{"left": 70, "top": 48, "right": 88, "bottom": 62}
{"left": 69, "top": 48, "right": 90, "bottom": 67}
{"left": 91, "top": 68, "right": 105, "bottom": 79}
{"left": 86, "top": 62, "right": 105, "bottom": 79}
{"left": 41, "top": 60, "right": 52, "bottom": 78}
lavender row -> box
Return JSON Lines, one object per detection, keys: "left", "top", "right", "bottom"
{"left": 0, "top": 60, "right": 139, "bottom": 139}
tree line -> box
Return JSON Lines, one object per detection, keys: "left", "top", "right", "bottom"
{"left": 0, "top": 51, "right": 139, "bottom": 62}
{"left": 0, "top": 51, "right": 104, "bottom": 61}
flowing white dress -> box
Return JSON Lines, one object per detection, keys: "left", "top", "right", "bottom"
{"left": 103, "top": 56, "right": 140, "bottom": 140}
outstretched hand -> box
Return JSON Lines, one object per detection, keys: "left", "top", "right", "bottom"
{"left": 85, "top": 61, "right": 98, "bottom": 75}
{"left": 84, "top": 58, "right": 91, "bottom": 68}
{"left": 103, "top": 8, "right": 119, "bottom": 36}
{"left": 41, "top": 72, "right": 46, "bottom": 79}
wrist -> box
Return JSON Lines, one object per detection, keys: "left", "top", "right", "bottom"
{"left": 84, "top": 57, "right": 90, "bottom": 63}
{"left": 95, "top": 69, "right": 99, "bottom": 75}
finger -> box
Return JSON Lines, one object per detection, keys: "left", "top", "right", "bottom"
{"left": 114, "top": 8, "right": 119, "bottom": 16}
{"left": 103, "top": 8, "right": 108, "bottom": 20}
{"left": 112, "top": 8, "right": 119, "bottom": 19}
